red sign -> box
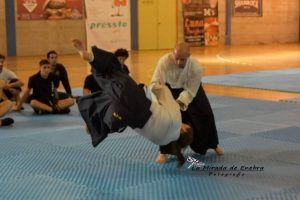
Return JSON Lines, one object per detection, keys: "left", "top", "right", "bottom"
{"left": 17, "top": 0, "right": 84, "bottom": 20}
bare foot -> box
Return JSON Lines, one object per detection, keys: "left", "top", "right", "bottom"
{"left": 12, "top": 105, "right": 21, "bottom": 112}
{"left": 155, "top": 153, "right": 167, "bottom": 164}
{"left": 214, "top": 146, "right": 224, "bottom": 156}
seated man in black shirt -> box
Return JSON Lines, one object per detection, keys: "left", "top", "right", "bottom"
{"left": 18, "top": 59, "right": 74, "bottom": 114}
{"left": 47, "top": 50, "right": 73, "bottom": 98}
{"left": 83, "top": 73, "right": 102, "bottom": 96}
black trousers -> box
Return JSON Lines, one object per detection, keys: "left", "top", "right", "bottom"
{"left": 160, "top": 84, "right": 219, "bottom": 155}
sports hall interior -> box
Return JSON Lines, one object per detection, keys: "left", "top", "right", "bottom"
{"left": 1, "top": 1, "right": 300, "bottom": 200}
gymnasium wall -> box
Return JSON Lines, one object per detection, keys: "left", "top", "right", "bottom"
{"left": 1, "top": 0, "right": 299, "bottom": 56}
{"left": 15, "top": 19, "right": 86, "bottom": 56}
{"left": 230, "top": 0, "right": 299, "bottom": 45}
{"left": 177, "top": 0, "right": 299, "bottom": 45}
{"left": 1, "top": 0, "right": 88, "bottom": 56}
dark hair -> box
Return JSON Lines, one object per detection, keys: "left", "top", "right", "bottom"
{"left": 46, "top": 50, "right": 57, "bottom": 59}
{"left": 39, "top": 59, "right": 50, "bottom": 66}
{"left": 114, "top": 48, "right": 129, "bottom": 58}
{"left": 0, "top": 54, "right": 5, "bottom": 60}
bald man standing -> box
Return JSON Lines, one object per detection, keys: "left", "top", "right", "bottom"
{"left": 150, "top": 42, "right": 224, "bottom": 164}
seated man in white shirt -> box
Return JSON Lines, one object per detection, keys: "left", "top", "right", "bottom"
{"left": 72, "top": 39, "right": 193, "bottom": 167}
{"left": 0, "top": 80, "right": 14, "bottom": 127}
{"left": 0, "top": 54, "right": 24, "bottom": 111}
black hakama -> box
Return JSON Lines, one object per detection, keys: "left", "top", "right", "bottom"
{"left": 160, "top": 84, "right": 219, "bottom": 155}
{"left": 76, "top": 46, "right": 152, "bottom": 147}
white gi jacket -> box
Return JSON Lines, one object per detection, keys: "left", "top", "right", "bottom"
{"left": 150, "top": 53, "right": 203, "bottom": 111}
{"left": 134, "top": 84, "right": 182, "bottom": 145}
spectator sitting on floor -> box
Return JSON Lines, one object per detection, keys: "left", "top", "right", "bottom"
{"left": 0, "top": 80, "right": 14, "bottom": 127}
{"left": 0, "top": 53, "right": 24, "bottom": 111}
{"left": 17, "top": 59, "right": 74, "bottom": 114}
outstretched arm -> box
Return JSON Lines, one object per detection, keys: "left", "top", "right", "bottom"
{"left": 72, "top": 39, "right": 122, "bottom": 74}
{"left": 72, "top": 39, "right": 94, "bottom": 62}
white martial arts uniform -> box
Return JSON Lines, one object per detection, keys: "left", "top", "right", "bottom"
{"left": 134, "top": 84, "right": 182, "bottom": 145}
{"left": 150, "top": 53, "right": 203, "bottom": 111}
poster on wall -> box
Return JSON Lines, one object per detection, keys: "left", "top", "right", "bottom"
{"left": 85, "top": 0, "right": 130, "bottom": 19}
{"left": 86, "top": 19, "right": 131, "bottom": 51}
{"left": 85, "top": 0, "right": 131, "bottom": 50}
{"left": 17, "top": 0, "right": 84, "bottom": 20}
{"left": 232, "top": 0, "right": 262, "bottom": 17}
{"left": 182, "top": 0, "right": 219, "bottom": 46}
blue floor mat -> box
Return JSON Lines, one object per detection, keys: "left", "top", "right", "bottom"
{"left": 0, "top": 95, "right": 300, "bottom": 199}
{"left": 202, "top": 68, "right": 300, "bottom": 93}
